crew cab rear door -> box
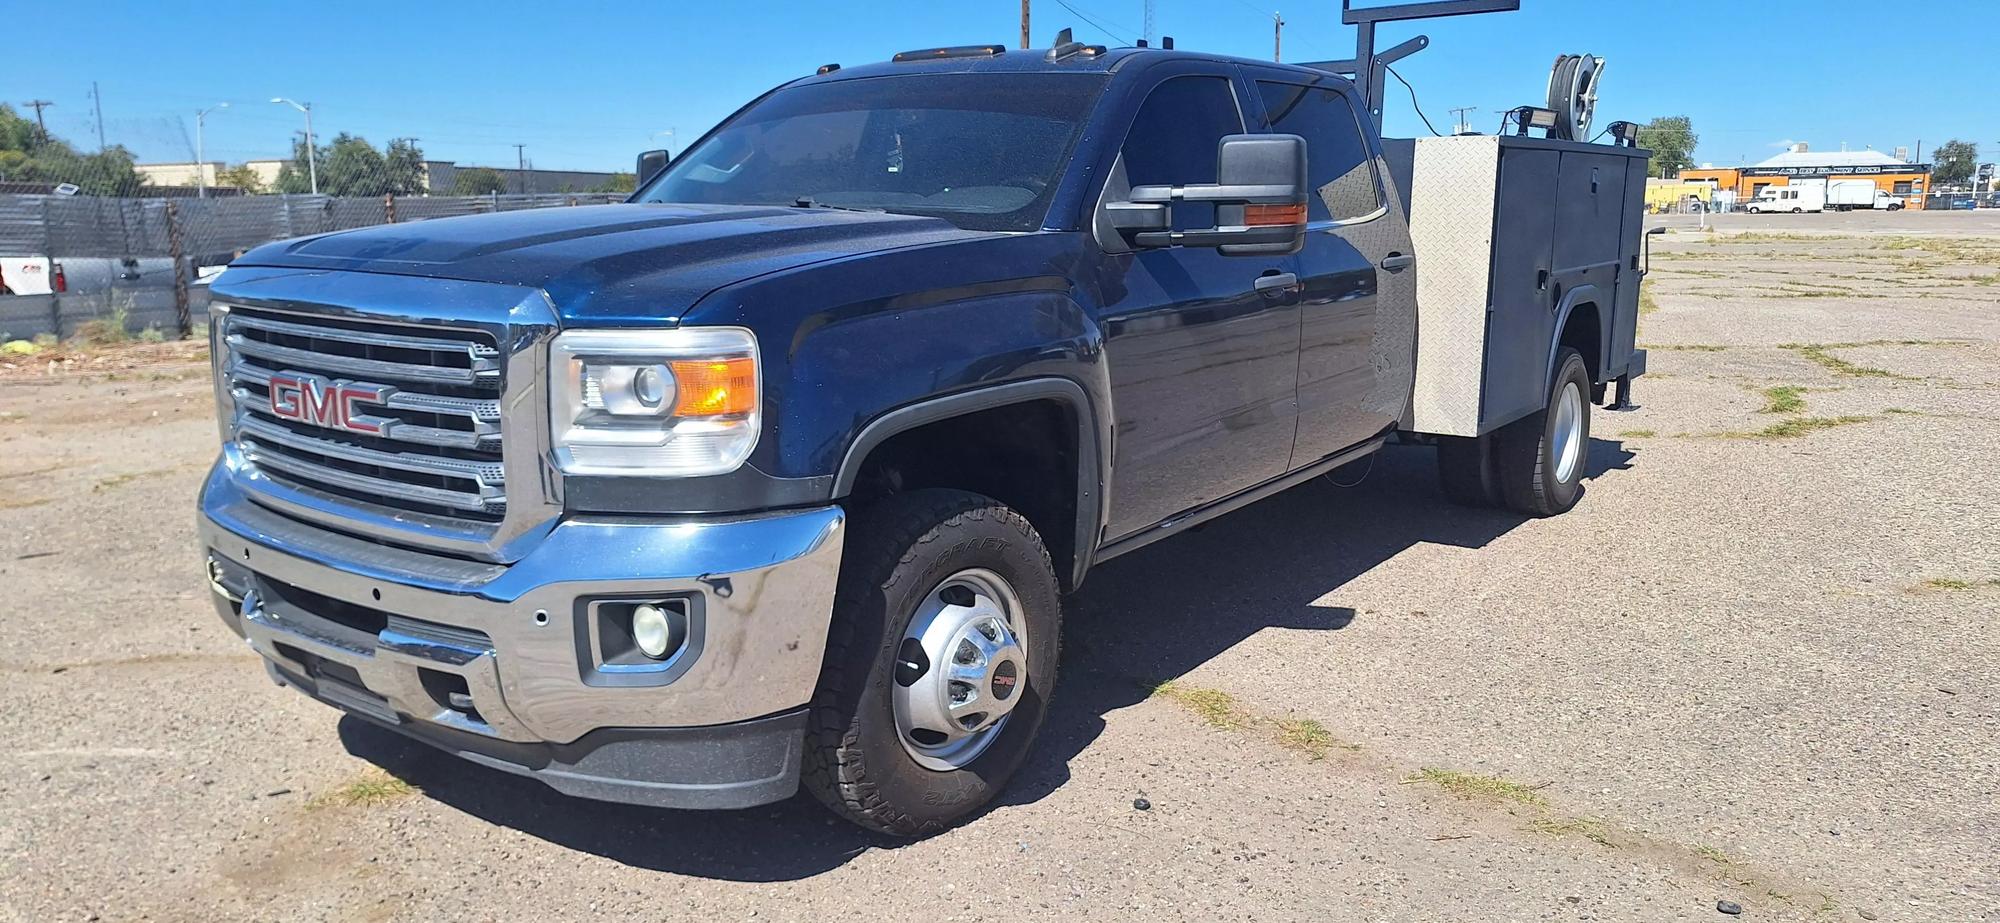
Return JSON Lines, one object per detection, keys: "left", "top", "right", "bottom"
{"left": 1241, "top": 67, "right": 1417, "bottom": 465}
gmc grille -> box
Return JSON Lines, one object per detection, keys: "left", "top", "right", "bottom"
{"left": 222, "top": 307, "right": 508, "bottom": 523}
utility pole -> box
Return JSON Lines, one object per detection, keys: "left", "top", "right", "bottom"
{"left": 1448, "top": 106, "right": 1476, "bottom": 135}
{"left": 90, "top": 82, "right": 106, "bottom": 152}
{"left": 22, "top": 100, "right": 53, "bottom": 140}
{"left": 514, "top": 143, "right": 528, "bottom": 196}
{"left": 271, "top": 98, "right": 317, "bottom": 194}
{"left": 1273, "top": 12, "right": 1284, "bottom": 62}
{"left": 195, "top": 103, "right": 228, "bottom": 198}
{"left": 1145, "top": 0, "right": 1156, "bottom": 46}
{"left": 1020, "top": 0, "right": 1030, "bottom": 49}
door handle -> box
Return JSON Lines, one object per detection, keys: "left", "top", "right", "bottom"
{"left": 1379, "top": 253, "right": 1416, "bottom": 271}
{"left": 1254, "top": 271, "right": 1300, "bottom": 294}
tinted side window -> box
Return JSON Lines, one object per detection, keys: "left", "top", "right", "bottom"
{"left": 1123, "top": 75, "right": 1244, "bottom": 230}
{"left": 1256, "top": 80, "right": 1382, "bottom": 222}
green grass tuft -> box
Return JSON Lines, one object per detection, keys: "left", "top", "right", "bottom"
{"left": 1150, "top": 681, "right": 1250, "bottom": 729}
{"left": 1638, "top": 283, "right": 1661, "bottom": 317}
{"left": 1408, "top": 768, "right": 1547, "bottom": 806}
{"left": 1274, "top": 717, "right": 1357, "bottom": 760}
{"left": 1758, "top": 385, "right": 1807, "bottom": 415}
{"left": 307, "top": 771, "right": 416, "bottom": 810}
{"left": 1527, "top": 816, "right": 1614, "bottom": 847}
{"left": 1616, "top": 429, "right": 1655, "bottom": 438}
{"left": 1735, "top": 415, "right": 1873, "bottom": 440}
{"left": 1915, "top": 577, "right": 1999, "bottom": 592}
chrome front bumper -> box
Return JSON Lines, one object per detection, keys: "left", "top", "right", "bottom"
{"left": 198, "top": 461, "right": 844, "bottom": 749}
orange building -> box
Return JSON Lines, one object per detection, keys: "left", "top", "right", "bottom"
{"left": 1680, "top": 148, "right": 1929, "bottom": 209}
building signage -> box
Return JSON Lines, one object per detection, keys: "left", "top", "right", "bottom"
{"left": 1740, "top": 163, "right": 1930, "bottom": 177}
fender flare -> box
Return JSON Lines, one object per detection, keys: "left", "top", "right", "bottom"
{"left": 1547, "top": 282, "right": 1607, "bottom": 389}
{"left": 832, "top": 377, "right": 1107, "bottom": 590}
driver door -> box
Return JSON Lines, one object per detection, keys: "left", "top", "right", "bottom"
{"left": 1095, "top": 69, "right": 1303, "bottom": 540}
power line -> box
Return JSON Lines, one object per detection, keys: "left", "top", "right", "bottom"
{"left": 1382, "top": 64, "right": 1443, "bottom": 138}
{"left": 1056, "top": 0, "right": 1136, "bottom": 44}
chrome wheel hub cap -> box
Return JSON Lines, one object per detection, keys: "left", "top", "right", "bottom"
{"left": 1552, "top": 380, "right": 1585, "bottom": 483}
{"left": 893, "top": 568, "right": 1029, "bottom": 771}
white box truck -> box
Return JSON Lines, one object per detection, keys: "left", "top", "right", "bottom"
{"left": 1827, "top": 179, "right": 1901, "bottom": 211}
{"left": 1747, "top": 182, "right": 1825, "bottom": 213}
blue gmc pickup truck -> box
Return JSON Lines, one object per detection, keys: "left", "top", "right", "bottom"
{"left": 199, "top": 37, "right": 1646, "bottom": 835}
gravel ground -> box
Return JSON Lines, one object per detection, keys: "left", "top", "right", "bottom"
{"left": 2, "top": 213, "right": 1996, "bottom": 922}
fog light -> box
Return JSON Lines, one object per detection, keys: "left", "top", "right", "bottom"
{"left": 632, "top": 604, "right": 675, "bottom": 659}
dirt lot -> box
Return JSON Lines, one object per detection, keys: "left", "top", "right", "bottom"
{"left": 3, "top": 213, "right": 1996, "bottom": 922}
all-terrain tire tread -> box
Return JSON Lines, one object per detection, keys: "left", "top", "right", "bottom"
{"left": 799, "top": 488, "right": 1054, "bottom": 837}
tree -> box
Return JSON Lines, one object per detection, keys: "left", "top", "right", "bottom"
{"left": 452, "top": 166, "right": 509, "bottom": 195}
{"left": 1932, "top": 139, "right": 1977, "bottom": 188}
{"left": 587, "top": 172, "right": 636, "bottom": 194}
{"left": 0, "top": 103, "right": 145, "bottom": 195}
{"left": 1636, "top": 116, "right": 1697, "bottom": 179}
{"left": 274, "top": 133, "right": 427, "bottom": 196}
{"left": 213, "top": 163, "right": 264, "bottom": 193}
{"left": 383, "top": 137, "right": 427, "bottom": 194}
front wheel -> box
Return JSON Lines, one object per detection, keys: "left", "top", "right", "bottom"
{"left": 802, "top": 489, "right": 1062, "bottom": 836}
{"left": 1494, "top": 348, "right": 1592, "bottom": 516}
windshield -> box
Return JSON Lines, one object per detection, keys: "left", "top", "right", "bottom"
{"left": 635, "top": 73, "right": 1108, "bottom": 232}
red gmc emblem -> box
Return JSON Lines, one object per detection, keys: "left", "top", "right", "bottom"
{"left": 268, "top": 372, "right": 394, "bottom": 436}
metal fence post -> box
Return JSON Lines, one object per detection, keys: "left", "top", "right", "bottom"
{"left": 42, "top": 197, "right": 61, "bottom": 338}
{"left": 168, "top": 200, "right": 191, "bottom": 338}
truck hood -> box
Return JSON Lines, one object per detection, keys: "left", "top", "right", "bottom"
{"left": 230, "top": 203, "right": 987, "bottom": 324}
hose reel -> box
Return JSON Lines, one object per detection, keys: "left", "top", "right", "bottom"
{"left": 1545, "top": 54, "right": 1605, "bottom": 141}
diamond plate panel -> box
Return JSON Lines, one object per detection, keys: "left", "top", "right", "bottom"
{"left": 1406, "top": 136, "right": 1500, "bottom": 437}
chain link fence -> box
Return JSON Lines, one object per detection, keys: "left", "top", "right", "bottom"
{"left": 0, "top": 192, "right": 625, "bottom": 342}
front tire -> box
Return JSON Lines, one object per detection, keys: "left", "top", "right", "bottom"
{"left": 802, "top": 489, "right": 1062, "bottom": 836}
{"left": 1494, "top": 348, "right": 1592, "bottom": 516}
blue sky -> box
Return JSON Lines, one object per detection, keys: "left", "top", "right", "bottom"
{"left": 3, "top": 0, "right": 1991, "bottom": 172}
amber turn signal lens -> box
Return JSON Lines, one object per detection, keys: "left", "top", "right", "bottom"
{"left": 669, "top": 357, "right": 758, "bottom": 416}
{"left": 1244, "top": 203, "right": 1307, "bottom": 226}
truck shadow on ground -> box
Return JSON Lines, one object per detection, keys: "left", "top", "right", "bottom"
{"left": 341, "top": 438, "right": 1637, "bottom": 881}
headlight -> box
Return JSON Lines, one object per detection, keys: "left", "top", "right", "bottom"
{"left": 549, "top": 327, "right": 760, "bottom": 477}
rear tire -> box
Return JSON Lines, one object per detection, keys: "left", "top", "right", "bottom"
{"left": 1494, "top": 348, "right": 1592, "bottom": 516}
{"left": 802, "top": 489, "right": 1061, "bottom": 837}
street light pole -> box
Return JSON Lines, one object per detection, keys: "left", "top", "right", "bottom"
{"left": 195, "top": 102, "right": 228, "bottom": 198}
{"left": 270, "top": 97, "right": 317, "bottom": 194}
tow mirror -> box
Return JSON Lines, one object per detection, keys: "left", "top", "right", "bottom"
{"left": 636, "top": 149, "right": 671, "bottom": 187}
{"left": 1107, "top": 134, "right": 1308, "bottom": 256}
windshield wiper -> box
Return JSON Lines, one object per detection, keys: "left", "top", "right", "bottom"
{"left": 792, "top": 196, "right": 883, "bottom": 213}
